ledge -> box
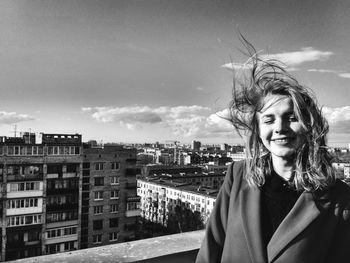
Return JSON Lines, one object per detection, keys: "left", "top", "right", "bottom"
{"left": 10, "top": 230, "right": 205, "bottom": 263}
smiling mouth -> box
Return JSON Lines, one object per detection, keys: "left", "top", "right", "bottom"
{"left": 272, "top": 138, "right": 294, "bottom": 145}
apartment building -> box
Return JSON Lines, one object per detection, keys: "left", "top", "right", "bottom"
{"left": 0, "top": 133, "right": 82, "bottom": 261}
{"left": 81, "top": 145, "right": 141, "bottom": 249}
{"left": 137, "top": 179, "right": 218, "bottom": 227}
{"left": 0, "top": 133, "right": 142, "bottom": 261}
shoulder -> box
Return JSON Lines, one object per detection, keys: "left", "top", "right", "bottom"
{"left": 231, "top": 159, "right": 245, "bottom": 173}
{"left": 223, "top": 160, "right": 246, "bottom": 192}
{"left": 226, "top": 160, "right": 245, "bottom": 180}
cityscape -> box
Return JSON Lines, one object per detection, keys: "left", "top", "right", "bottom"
{"left": 0, "top": 131, "right": 349, "bottom": 261}
{"left": 1, "top": 0, "right": 350, "bottom": 262}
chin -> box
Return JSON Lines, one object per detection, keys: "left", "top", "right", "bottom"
{"left": 271, "top": 148, "right": 297, "bottom": 159}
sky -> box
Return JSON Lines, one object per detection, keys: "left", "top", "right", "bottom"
{"left": 0, "top": 0, "right": 350, "bottom": 146}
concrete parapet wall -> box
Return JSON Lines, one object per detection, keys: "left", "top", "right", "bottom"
{"left": 9, "top": 230, "right": 205, "bottom": 263}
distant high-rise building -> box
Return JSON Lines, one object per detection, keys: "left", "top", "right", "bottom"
{"left": 220, "top": 143, "right": 228, "bottom": 151}
{"left": 191, "top": 140, "right": 201, "bottom": 151}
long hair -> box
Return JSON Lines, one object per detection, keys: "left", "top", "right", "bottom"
{"left": 229, "top": 37, "right": 335, "bottom": 192}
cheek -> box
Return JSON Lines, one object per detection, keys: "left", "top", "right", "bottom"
{"left": 259, "top": 125, "right": 272, "bottom": 141}
{"left": 291, "top": 124, "right": 305, "bottom": 137}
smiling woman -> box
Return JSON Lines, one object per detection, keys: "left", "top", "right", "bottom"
{"left": 258, "top": 95, "right": 305, "bottom": 180}
{"left": 196, "top": 38, "right": 350, "bottom": 263}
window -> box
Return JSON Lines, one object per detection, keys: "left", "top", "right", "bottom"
{"left": 8, "top": 198, "right": 39, "bottom": 209}
{"left": 10, "top": 182, "right": 40, "bottom": 191}
{"left": 74, "top": 146, "right": 80, "bottom": 155}
{"left": 111, "top": 162, "right": 119, "bottom": 170}
{"left": 66, "top": 164, "right": 77, "bottom": 173}
{"left": 111, "top": 190, "right": 119, "bottom": 199}
{"left": 47, "top": 229, "right": 61, "bottom": 238}
{"left": 64, "top": 241, "right": 76, "bottom": 251}
{"left": 48, "top": 146, "right": 59, "bottom": 155}
{"left": 28, "top": 231, "right": 40, "bottom": 242}
{"left": 46, "top": 211, "right": 78, "bottom": 223}
{"left": 83, "top": 177, "right": 90, "bottom": 184}
{"left": 47, "top": 164, "right": 61, "bottom": 174}
{"left": 94, "top": 177, "right": 104, "bottom": 186}
{"left": 110, "top": 204, "right": 119, "bottom": 213}
{"left": 94, "top": 191, "right": 103, "bottom": 200}
{"left": 109, "top": 232, "right": 118, "bottom": 241}
{"left": 127, "top": 201, "right": 139, "bottom": 211}
{"left": 110, "top": 176, "right": 119, "bottom": 185}
{"left": 109, "top": 218, "right": 118, "bottom": 228}
{"left": 8, "top": 214, "right": 42, "bottom": 227}
{"left": 63, "top": 227, "right": 77, "bottom": 236}
{"left": 93, "top": 220, "right": 103, "bottom": 230}
{"left": 93, "top": 234, "right": 102, "bottom": 244}
{"left": 94, "top": 205, "right": 103, "bottom": 215}
{"left": 46, "top": 243, "right": 61, "bottom": 254}
{"left": 95, "top": 163, "right": 104, "bottom": 170}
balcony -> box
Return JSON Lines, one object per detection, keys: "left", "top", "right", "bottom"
{"left": 7, "top": 173, "right": 43, "bottom": 181}
{"left": 46, "top": 203, "right": 79, "bottom": 212}
{"left": 125, "top": 209, "right": 141, "bottom": 217}
{"left": 125, "top": 182, "right": 137, "bottom": 189}
{"left": 10, "top": 230, "right": 204, "bottom": 263}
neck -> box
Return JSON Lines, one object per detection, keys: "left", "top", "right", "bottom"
{"left": 271, "top": 155, "right": 295, "bottom": 181}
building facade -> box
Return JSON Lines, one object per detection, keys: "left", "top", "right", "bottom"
{"left": 81, "top": 145, "right": 141, "bottom": 249}
{"left": 0, "top": 133, "right": 82, "bottom": 261}
{"left": 137, "top": 179, "right": 217, "bottom": 228}
{"left": 0, "top": 134, "right": 141, "bottom": 261}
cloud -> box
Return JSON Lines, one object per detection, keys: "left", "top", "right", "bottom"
{"left": 307, "top": 69, "right": 338, "bottom": 74}
{"left": 81, "top": 107, "right": 92, "bottom": 112}
{"left": 307, "top": 69, "right": 350, "bottom": 79}
{"left": 323, "top": 106, "right": 350, "bottom": 123}
{"left": 323, "top": 106, "right": 350, "bottom": 133}
{"left": 89, "top": 106, "right": 163, "bottom": 124}
{"left": 222, "top": 48, "right": 333, "bottom": 73}
{"left": 82, "top": 105, "right": 237, "bottom": 139}
{"left": 0, "top": 111, "right": 34, "bottom": 125}
{"left": 264, "top": 47, "right": 333, "bottom": 67}
{"left": 337, "top": 73, "right": 350, "bottom": 79}
{"left": 221, "top": 62, "right": 252, "bottom": 71}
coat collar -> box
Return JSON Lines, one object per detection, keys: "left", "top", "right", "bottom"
{"left": 240, "top": 183, "right": 332, "bottom": 263}
{"left": 266, "top": 192, "right": 321, "bottom": 262}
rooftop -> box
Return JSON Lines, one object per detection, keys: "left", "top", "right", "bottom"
{"left": 138, "top": 178, "right": 219, "bottom": 197}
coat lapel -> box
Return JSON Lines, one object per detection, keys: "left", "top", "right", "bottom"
{"left": 240, "top": 185, "right": 267, "bottom": 263}
{"left": 267, "top": 192, "right": 321, "bottom": 262}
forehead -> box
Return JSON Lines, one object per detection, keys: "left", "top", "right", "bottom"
{"left": 259, "top": 95, "right": 294, "bottom": 115}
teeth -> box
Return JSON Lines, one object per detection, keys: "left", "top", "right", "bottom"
{"left": 274, "top": 139, "right": 288, "bottom": 143}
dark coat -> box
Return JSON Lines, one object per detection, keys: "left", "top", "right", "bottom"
{"left": 196, "top": 161, "right": 350, "bottom": 263}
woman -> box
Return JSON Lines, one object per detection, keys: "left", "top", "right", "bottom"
{"left": 196, "top": 41, "right": 350, "bottom": 263}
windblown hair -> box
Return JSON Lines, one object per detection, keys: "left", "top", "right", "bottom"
{"left": 229, "top": 37, "right": 335, "bottom": 192}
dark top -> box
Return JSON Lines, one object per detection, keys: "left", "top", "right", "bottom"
{"left": 261, "top": 171, "right": 302, "bottom": 247}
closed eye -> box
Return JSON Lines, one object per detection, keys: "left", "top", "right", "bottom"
{"left": 263, "top": 119, "right": 274, "bottom": 124}
{"left": 287, "top": 115, "right": 298, "bottom": 122}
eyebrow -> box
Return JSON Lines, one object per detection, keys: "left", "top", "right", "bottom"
{"left": 260, "top": 111, "right": 295, "bottom": 118}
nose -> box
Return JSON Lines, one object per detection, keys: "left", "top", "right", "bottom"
{"left": 274, "top": 119, "right": 288, "bottom": 134}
